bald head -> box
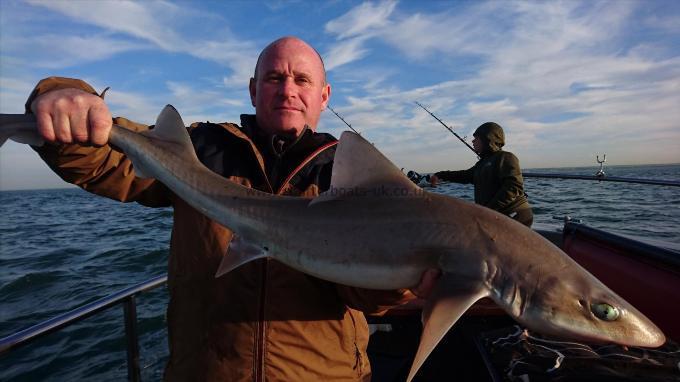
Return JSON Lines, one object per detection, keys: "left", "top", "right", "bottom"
{"left": 254, "top": 37, "right": 327, "bottom": 83}
{"left": 249, "top": 37, "right": 331, "bottom": 136}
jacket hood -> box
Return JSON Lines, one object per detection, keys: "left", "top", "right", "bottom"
{"left": 474, "top": 122, "right": 505, "bottom": 153}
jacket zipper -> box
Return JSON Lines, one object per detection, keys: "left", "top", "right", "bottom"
{"left": 252, "top": 139, "right": 337, "bottom": 382}
{"left": 347, "top": 310, "right": 363, "bottom": 376}
{"left": 255, "top": 258, "right": 268, "bottom": 382}
{"left": 253, "top": 148, "right": 270, "bottom": 382}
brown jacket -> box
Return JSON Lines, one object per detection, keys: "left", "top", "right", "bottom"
{"left": 27, "top": 77, "right": 414, "bottom": 381}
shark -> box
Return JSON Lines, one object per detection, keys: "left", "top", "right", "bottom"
{"left": 0, "top": 106, "right": 666, "bottom": 381}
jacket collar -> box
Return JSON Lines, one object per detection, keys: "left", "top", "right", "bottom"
{"left": 239, "top": 114, "right": 312, "bottom": 155}
{"left": 233, "top": 114, "right": 337, "bottom": 194}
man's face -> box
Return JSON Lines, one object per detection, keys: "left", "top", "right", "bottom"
{"left": 249, "top": 38, "right": 331, "bottom": 136}
{"left": 472, "top": 135, "right": 483, "bottom": 154}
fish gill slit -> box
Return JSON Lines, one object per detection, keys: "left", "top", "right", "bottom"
{"left": 518, "top": 286, "right": 529, "bottom": 317}
{"left": 483, "top": 259, "right": 497, "bottom": 289}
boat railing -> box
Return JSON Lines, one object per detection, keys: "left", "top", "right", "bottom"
{"left": 522, "top": 172, "right": 680, "bottom": 187}
{"left": 0, "top": 274, "right": 168, "bottom": 382}
{"left": 406, "top": 170, "right": 680, "bottom": 187}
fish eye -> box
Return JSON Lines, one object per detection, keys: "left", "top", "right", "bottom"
{"left": 591, "top": 303, "right": 620, "bottom": 321}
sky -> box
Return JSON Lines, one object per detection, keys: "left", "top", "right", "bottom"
{"left": 0, "top": 0, "right": 679, "bottom": 190}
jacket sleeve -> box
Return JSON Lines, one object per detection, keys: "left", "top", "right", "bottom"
{"left": 485, "top": 152, "right": 524, "bottom": 212}
{"left": 27, "top": 77, "right": 171, "bottom": 207}
{"left": 335, "top": 285, "right": 417, "bottom": 315}
{"left": 435, "top": 167, "right": 474, "bottom": 184}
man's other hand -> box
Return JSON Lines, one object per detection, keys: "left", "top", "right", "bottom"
{"left": 410, "top": 268, "right": 442, "bottom": 299}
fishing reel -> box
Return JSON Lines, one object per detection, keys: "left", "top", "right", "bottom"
{"left": 406, "top": 170, "right": 422, "bottom": 183}
{"left": 406, "top": 170, "right": 431, "bottom": 185}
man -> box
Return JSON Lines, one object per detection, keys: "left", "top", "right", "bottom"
{"left": 28, "top": 37, "right": 437, "bottom": 381}
{"left": 430, "top": 122, "right": 533, "bottom": 227}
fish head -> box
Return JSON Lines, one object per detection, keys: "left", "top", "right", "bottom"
{"left": 518, "top": 266, "right": 666, "bottom": 347}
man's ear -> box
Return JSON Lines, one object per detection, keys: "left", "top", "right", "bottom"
{"left": 321, "top": 83, "right": 331, "bottom": 109}
{"left": 249, "top": 77, "right": 257, "bottom": 107}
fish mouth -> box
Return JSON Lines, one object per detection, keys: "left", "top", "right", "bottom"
{"left": 571, "top": 321, "right": 666, "bottom": 347}
{"left": 529, "top": 324, "right": 665, "bottom": 348}
{"left": 594, "top": 331, "right": 665, "bottom": 348}
{"left": 520, "top": 308, "right": 666, "bottom": 348}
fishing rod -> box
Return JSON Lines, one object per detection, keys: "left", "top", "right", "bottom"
{"left": 414, "top": 101, "right": 478, "bottom": 158}
{"left": 327, "top": 106, "right": 361, "bottom": 135}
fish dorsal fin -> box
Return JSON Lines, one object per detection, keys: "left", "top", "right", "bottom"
{"left": 134, "top": 105, "right": 198, "bottom": 178}
{"left": 143, "top": 105, "right": 194, "bottom": 149}
{"left": 312, "top": 131, "right": 421, "bottom": 203}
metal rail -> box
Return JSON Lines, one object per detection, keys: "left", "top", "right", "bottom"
{"left": 522, "top": 172, "right": 680, "bottom": 187}
{"left": 0, "top": 274, "right": 168, "bottom": 381}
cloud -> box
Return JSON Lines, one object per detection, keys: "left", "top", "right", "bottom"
{"left": 323, "top": 1, "right": 501, "bottom": 68}
{"left": 378, "top": 12, "right": 485, "bottom": 60}
{"left": 264, "top": 0, "right": 303, "bottom": 12}
{"left": 25, "top": 0, "right": 260, "bottom": 83}
{"left": 105, "top": 89, "right": 163, "bottom": 125}
{"left": 3, "top": 34, "right": 149, "bottom": 69}
{"left": 323, "top": 1, "right": 397, "bottom": 70}
{"left": 27, "top": 0, "right": 186, "bottom": 51}
{"left": 188, "top": 40, "right": 259, "bottom": 88}
{"left": 467, "top": 99, "right": 518, "bottom": 118}
{"left": 324, "top": 36, "right": 371, "bottom": 71}
{"left": 0, "top": 77, "right": 35, "bottom": 113}
{"left": 164, "top": 81, "right": 248, "bottom": 124}
{"left": 644, "top": 13, "right": 680, "bottom": 33}
{"left": 317, "top": 1, "right": 680, "bottom": 169}
{"left": 325, "top": 1, "right": 396, "bottom": 40}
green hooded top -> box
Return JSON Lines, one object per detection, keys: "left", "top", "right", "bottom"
{"left": 435, "top": 122, "right": 530, "bottom": 215}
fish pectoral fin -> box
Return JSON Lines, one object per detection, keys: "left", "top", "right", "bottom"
{"left": 215, "top": 235, "right": 268, "bottom": 278}
{"left": 406, "top": 276, "right": 488, "bottom": 382}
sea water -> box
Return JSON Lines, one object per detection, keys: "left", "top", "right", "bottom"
{"left": 1, "top": 163, "right": 678, "bottom": 381}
